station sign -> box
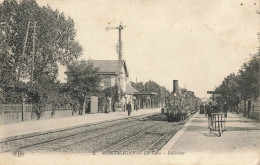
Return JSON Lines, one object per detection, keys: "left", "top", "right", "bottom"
{"left": 207, "top": 91, "right": 215, "bottom": 94}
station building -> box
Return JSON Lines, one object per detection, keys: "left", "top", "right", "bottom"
{"left": 91, "top": 60, "right": 157, "bottom": 112}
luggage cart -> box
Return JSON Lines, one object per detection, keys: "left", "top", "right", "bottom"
{"left": 208, "top": 112, "right": 226, "bottom": 137}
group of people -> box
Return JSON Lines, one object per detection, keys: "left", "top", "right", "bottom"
{"left": 205, "top": 102, "right": 228, "bottom": 116}
{"left": 204, "top": 102, "right": 228, "bottom": 129}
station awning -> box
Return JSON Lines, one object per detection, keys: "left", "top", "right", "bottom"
{"left": 133, "top": 91, "right": 157, "bottom": 95}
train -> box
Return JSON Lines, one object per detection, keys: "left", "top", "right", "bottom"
{"left": 162, "top": 80, "right": 201, "bottom": 122}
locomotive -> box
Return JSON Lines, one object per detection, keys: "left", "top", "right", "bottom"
{"left": 163, "top": 80, "right": 201, "bottom": 122}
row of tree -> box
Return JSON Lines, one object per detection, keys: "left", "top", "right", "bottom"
{"left": 214, "top": 53, "right": 260, "bottom": 113}
{"left": 215, "top": 8, "right": 260, "bottom": 114}
{"left": 130, "top": 80, "right": 170, "bottom": 107}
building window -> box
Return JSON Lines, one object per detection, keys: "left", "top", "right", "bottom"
{"left": 104, "top": 77, "right": 111, "bottom": 87}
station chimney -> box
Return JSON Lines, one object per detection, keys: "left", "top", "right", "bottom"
{"left": 173, "top": 80, "right": 179, "bottom": 94}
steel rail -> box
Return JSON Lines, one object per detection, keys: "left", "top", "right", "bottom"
{"left": 1, "top": 113, "right": 159, "bottom": 153}
{"left": 0, "top": 112, "right": 158, "bottom": 144}
{"left": 53, "top": 115, "right": 166, "bottom": 152}
{"left": 3, "top": 120, "right": 142, "bottom": 153}
{"left": 99, "top": 123, "right": 165, "bottom": 154}
{"left": 142, "top": 132, "right": 169, "bottom": 152}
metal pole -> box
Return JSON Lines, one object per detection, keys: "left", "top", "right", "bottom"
{"left": 22, "top": 97, "right": 26, "bottom": 121}
{"left": 18, "top": 20, "right": 31, "bottom": 81}
{"left": 31, "top": 21, "right": 36, "bottom": 86}
{"left": 105, "top": 22, "right": 126, "bottom": 110}
{"left": 117, "top": 24, "right": 122, "bottom": 108}
{"left": 118, "top": 26, "right": 122, "bottom": 61}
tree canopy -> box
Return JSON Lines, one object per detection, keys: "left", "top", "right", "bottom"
{"left": 0, "top": 0, "right": 82, "bottom": 85}
{"left": 65, "top": 60, "right": 102, "bottom": 112}
{"left": 130, "top": 80, "right": 170, "bottom": 106}
{"left": 215, "top": 54, "right": 260, "bottom": 108}
{"left": 0, "top": 0, "right": 82, "bottom": 104}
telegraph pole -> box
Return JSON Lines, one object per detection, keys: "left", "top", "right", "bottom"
{"left": 31, "top": 21, "right": 36, "bottom": 86}
{"left": 106, "top": 22, "right": 126, "bottom": 106}
{"left": 18, "top": 19, "right": 31, "bottom": 81}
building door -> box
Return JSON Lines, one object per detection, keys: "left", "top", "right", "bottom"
{"left": 91, "top": 96, "right": 98, "bottom": 114}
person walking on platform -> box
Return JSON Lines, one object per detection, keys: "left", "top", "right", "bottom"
{"left": 205, "top": 102, "right": 213, "bottom": 130}
{"left": 223, "top": 102, "right": 228, "bottom": 117}
{"left": 126, "top": 101, "right": 132, "bottom": 116}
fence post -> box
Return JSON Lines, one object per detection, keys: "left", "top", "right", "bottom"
{"left": 22, "top": 96, "right": 27, "bottom": 121}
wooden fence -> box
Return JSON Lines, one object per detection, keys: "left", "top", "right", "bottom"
{"left": 251, "top": 104, "right": 260, "bottom": 120}
{"left": 0, "top": 104, "right": 74, "bottom": 124}
{"left": 239, "top": 101, "right": 260, "bottom": 120}
{"left": 0, "top": 96, "right": 100, "bottom": 124}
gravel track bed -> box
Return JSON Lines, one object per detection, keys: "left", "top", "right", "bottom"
{"left": 106, "top": 115, "right": 192, "bottom": 153}
{"left": 1, "top": 113, "right": 193, "bottom": 154}
{"left": 0, "top": 116, "right": 146, "bottom": 152}
{"left": 16, "top": 120, "right": 145, "bottom": 153}
{"left": 56, "top": 121, "right": 161, "bottom": 153}
{"left": 111, "top": 131, "right": 164, "bottom": 152}
{"left": 57, "top": 114, "right": 189, "bottom": 153}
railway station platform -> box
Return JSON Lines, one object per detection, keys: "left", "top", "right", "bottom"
{"left": 160, "top": 112, "right": 260, "bottom": 165}
{"left": 0, "top": 108, "right": 161, "bottom": 140}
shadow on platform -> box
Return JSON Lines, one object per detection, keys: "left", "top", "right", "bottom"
{"left": 200, "top": 132, "right": 220, "bottom": 137}
{"left": 225, "top": 127, "right": 260, "bottom": 132}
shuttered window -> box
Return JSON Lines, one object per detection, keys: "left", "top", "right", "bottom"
{"left": 104, "top": 77, "right": 111, "bottom": 87}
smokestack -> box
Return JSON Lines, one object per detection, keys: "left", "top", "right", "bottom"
{"left": 173, "top": 80, "right": 179, "bottom": 94}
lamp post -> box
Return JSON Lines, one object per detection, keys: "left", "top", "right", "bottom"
{"left": 21, "top": 94, "right": 28, "bottom": 121}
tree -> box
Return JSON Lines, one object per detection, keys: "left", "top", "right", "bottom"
{"left": 99, "top": 85, "right": 119, "bottom": 112}
{"left": 0, "top": 0, "right": 82, "bottom": 103}
{"left": 130, "top": 82, "right": 145, "bottom": 92}
{"left": 215, "top": 54, "right": 259, "bottom": 115}
{"left": 215, "top": 73, "right": 240, "bottom": 110}
{"left": 237, "top": 54, "right": 259, "bottom": 101}
{"left": 131, "top": 80, "right": 170, "bottom": 107}
{"left": 66, "top": 60, "right": 102, "bottom": 114}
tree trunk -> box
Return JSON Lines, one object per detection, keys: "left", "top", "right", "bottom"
{"left": 248, "top": 100, "right": 251, "bottom": 118}
{"left": 244, "top": 100, "right": 247, "bottom": 117}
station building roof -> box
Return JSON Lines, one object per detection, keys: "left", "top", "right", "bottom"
{"left": 91, "top": 60, "right": 129, "bottom": 77}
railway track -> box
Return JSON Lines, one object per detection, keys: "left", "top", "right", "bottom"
{"left": 0, "top": 113, "right": 158, "bottom": 144}
{"left": 14, "top": 121, "right": 144, "bottom": 152}
{"left": 1, "top": 113, "right": 191, "bottom": 154}
{"left": 99, "top": 116, "right": 190, "bottom": 154}
{"left": 143, "top": 132, "right": 169, "bottom": 152}
{"left": 54, "top": 122, "right": 162, "bottom": 152}
{"left": 0, "top": 113, "right": 160, "bottom": 153}
{"left": 100, "top": 123, "right": 165, "bottom": 154}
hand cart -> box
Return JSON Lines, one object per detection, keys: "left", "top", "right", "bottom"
{"left": 208, "top": 112, "right": 226, "bottom": 137}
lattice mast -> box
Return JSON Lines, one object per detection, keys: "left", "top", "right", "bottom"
{"left": 106, "top": 22, "right": 126, "bottom": 104}
{"left": 106, "top": 22, "right": 126, "bottom": 61}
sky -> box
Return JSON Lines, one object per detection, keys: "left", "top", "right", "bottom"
{"left": 35, "top": 0, "right": 259, "bottom": 98}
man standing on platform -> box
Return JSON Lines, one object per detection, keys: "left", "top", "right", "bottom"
{"left": 126, "top": 101, "right": 132, "bottom": 116}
